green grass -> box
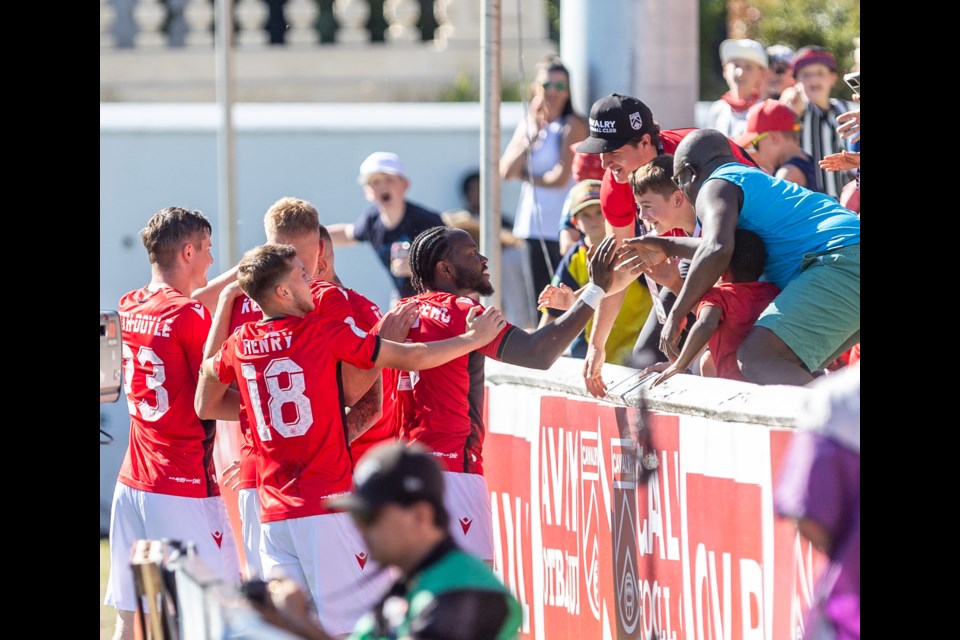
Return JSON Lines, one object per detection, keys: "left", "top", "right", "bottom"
{"left": 100, "top": 537, "right": 116, "bottom": 640}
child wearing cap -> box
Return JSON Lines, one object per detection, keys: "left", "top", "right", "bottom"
{"left": 779, "top": 45, "right": 856, "bottom": 198}
{"left": 537, "top": 179, "right": 652, "bottom": 365}
{"left": 705, "top": 38, "right": 768, "bottom": 138}
{"left": 326, "top": 151, "right": 446, "bottom": 301}
{"left": 736, "top": 99, "right": 824, "bottom": 192}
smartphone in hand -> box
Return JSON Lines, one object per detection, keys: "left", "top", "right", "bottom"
{"left": 843, "top": 71, "right": 860, "bottom": 96}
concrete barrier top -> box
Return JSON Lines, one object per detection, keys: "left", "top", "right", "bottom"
{"left": 485, "top": 356, "right": 811, "bottom": 429}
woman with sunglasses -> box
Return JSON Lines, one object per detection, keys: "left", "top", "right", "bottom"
{"left": 500, "top": 54, "right": 588, "bottom": 323}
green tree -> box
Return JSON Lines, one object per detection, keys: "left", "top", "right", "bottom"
{"left": 700, "top": 0, "right": 860, "bottom": 100}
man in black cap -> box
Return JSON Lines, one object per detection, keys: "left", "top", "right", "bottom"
{"left": 327, "top": 442, "right": 523, "bottom": 640}
{"left": 575, "top": 94, "right": 755, "bottom": 397}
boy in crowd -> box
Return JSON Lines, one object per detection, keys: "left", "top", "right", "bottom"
{"left": 737, "top": 99, "right": 823, "bottom": 192}
{"left": 537, "top": 179, "right": 651, "bottom": 365}
{"left": 628, "top": 155, "right": 700, "bottom": 366}
{"left": 779, "top": 45, "right": 855, "bottom": 198}
{"left": 705, "top": 38, "right": 768, "bottom": 138}
{"left": 643, "top": 228, "right": 780, "bottom": 386}
{"left": 326, "top": 152, "right": 446, "bottom": 300}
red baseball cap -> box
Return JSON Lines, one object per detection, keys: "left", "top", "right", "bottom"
{"left": 735, "top": 99, "right": 801, "bottom": 147}
{"left": 571, "top": 144, "right": 605, "bottom": 181}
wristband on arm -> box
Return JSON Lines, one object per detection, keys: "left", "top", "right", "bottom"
{"left": 578, "top": 283, "right": 606, "bottom": 310}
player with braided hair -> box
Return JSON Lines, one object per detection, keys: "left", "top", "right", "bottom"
{"left": 392, "top": 225, "right": 616, "bottom": 563}
{"left": 408, "top": 225, "right": 453, "bottom": 295}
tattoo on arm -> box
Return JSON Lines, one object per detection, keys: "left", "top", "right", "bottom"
{"left": 346, "top": 379, "right": 383, "bottom": 442}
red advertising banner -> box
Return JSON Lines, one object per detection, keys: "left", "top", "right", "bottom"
{"left": 484, "top": 388, "right": 825, "bottom": 640}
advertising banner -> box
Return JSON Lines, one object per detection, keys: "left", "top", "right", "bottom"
{"left": 485, "top": 386, "right": 825, "bottom": 640}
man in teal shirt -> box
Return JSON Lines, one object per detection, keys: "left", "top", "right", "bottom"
{"left": 617, "top": 128, "right": 859, "bottom": 385}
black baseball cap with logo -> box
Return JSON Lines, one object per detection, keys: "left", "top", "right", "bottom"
{"left": 576, "top": 94, "right": 656, "bottom": 154}
{"left": 325, "top": 442, "right": 446, "bottom": 518}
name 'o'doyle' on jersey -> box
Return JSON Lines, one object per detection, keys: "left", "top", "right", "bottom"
{"left": 119, "top": 312, "right": 173, "bottom": 338}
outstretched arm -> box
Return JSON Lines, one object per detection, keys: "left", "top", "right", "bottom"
{"left": 583, "top": 220, "right": 638, "bottom": 397}
{"left": 341, "top": 300, "right": 418, "bottom": 405}
{"left": 502, "top": 236, "right": 617, "bottom": 370}
{"left": 196, "top": 358, "right": 241, "bottom": 420}
{"left": 203, "top": 282, "right": 242, "bottom": 359}
{"left": 192, "top": 265, "right": 239, "bottom": 314}
{"left": 325, "top": 223, "right": 358, "bottom": 246}
{"left": 345, "top": 376, "right": 383, "bottom": 442}
{"left": 652, "top": 304, "right": 720, "bottom": 387}
{"left": 376, "top": 306, "right": 506, "bottom": 371}
{"left": 819, "top": 150, "right": 860, "bottom": 172}
{"left": 836, "top": 106, "right": 860, "bottom": 143}
{"left": 195, "top": 283, "right": 243, "bottom": 420}
{"left": 537, "top": 282, "right": 579, "bottom": 312}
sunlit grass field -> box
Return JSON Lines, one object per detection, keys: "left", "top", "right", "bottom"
{"left": 100, "top": 538, "right": 116, "bottom": 640}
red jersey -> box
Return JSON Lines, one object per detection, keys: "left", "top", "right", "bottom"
{"left": 697, "top": 281, "right": 780, "bottom": 381}
{"left": 393, "top": 291, "right": 514, "bottom": 475}
{"left": 214, "top": 281, "right": 380, "bottom": 523}
{"left": 227, "top": 294, "right": 263, "bottom": 491}
{"left": 341, "top": 289, "right": 399, "bottom": 465}
{"left": 118, "top": 286, "right": 219, "bottom": 498}
{"left": 601, "top": 128, "right": 756, "bottom": 227}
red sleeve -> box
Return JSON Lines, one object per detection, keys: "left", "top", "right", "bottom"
{"left": 477, "top": 325, "right": 515, "bottom": 360}
{"left": 323, "top": 293, "right": 379, "bottom": 370}
{"left": 179, "top": 301, "right": 212, "bottom": 376}
{"left": 600, "top": 170, "right": 636, "bottom": 228}
{"left": 213, "top": 335, "right": 238, "bottom": 385}
{"left": 662, "top": 128, "right": 757, "bottom": 167}
{"left": 348, "top": 290, "right": 383, "bottom": 332}
{"left": 696, "top": 289, "right": 725, "bottom": 322}
{"left": 448, "top": 295, "right": 514, "bottom": 360}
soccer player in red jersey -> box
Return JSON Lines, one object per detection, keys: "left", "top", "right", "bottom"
{"left": 196, "top": 243, "right": 504, "bottom": 635}
{"left": 204, "top": 198, "right": 402, "bottom": 580}
{"left": 105, "top": 207, "right": 241, "bottom": 640}
{"left": 390, "top": 226, "right": 616, "bottom": 563}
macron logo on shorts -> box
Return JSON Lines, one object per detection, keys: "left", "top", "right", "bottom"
{"left": 355, "top": 552, "right": 368, "bottom": 570}
{"left": 459, "top": 517, "right": 472, "bottom": 535}
{"left": 212, "top": 531, "right": 223, "bottom": 548}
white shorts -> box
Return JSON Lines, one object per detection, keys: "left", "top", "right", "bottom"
{"left": 103, "top": 483, "right": 241, "bottom": 612}
{"left": 237, "top": 487, "right": 263, "bottom": 579}
{"left": 259, "top": 512, "right": 395, "bottom": 636}
{"left": 443, "top": 471, "right": 494, "bottom": 563}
